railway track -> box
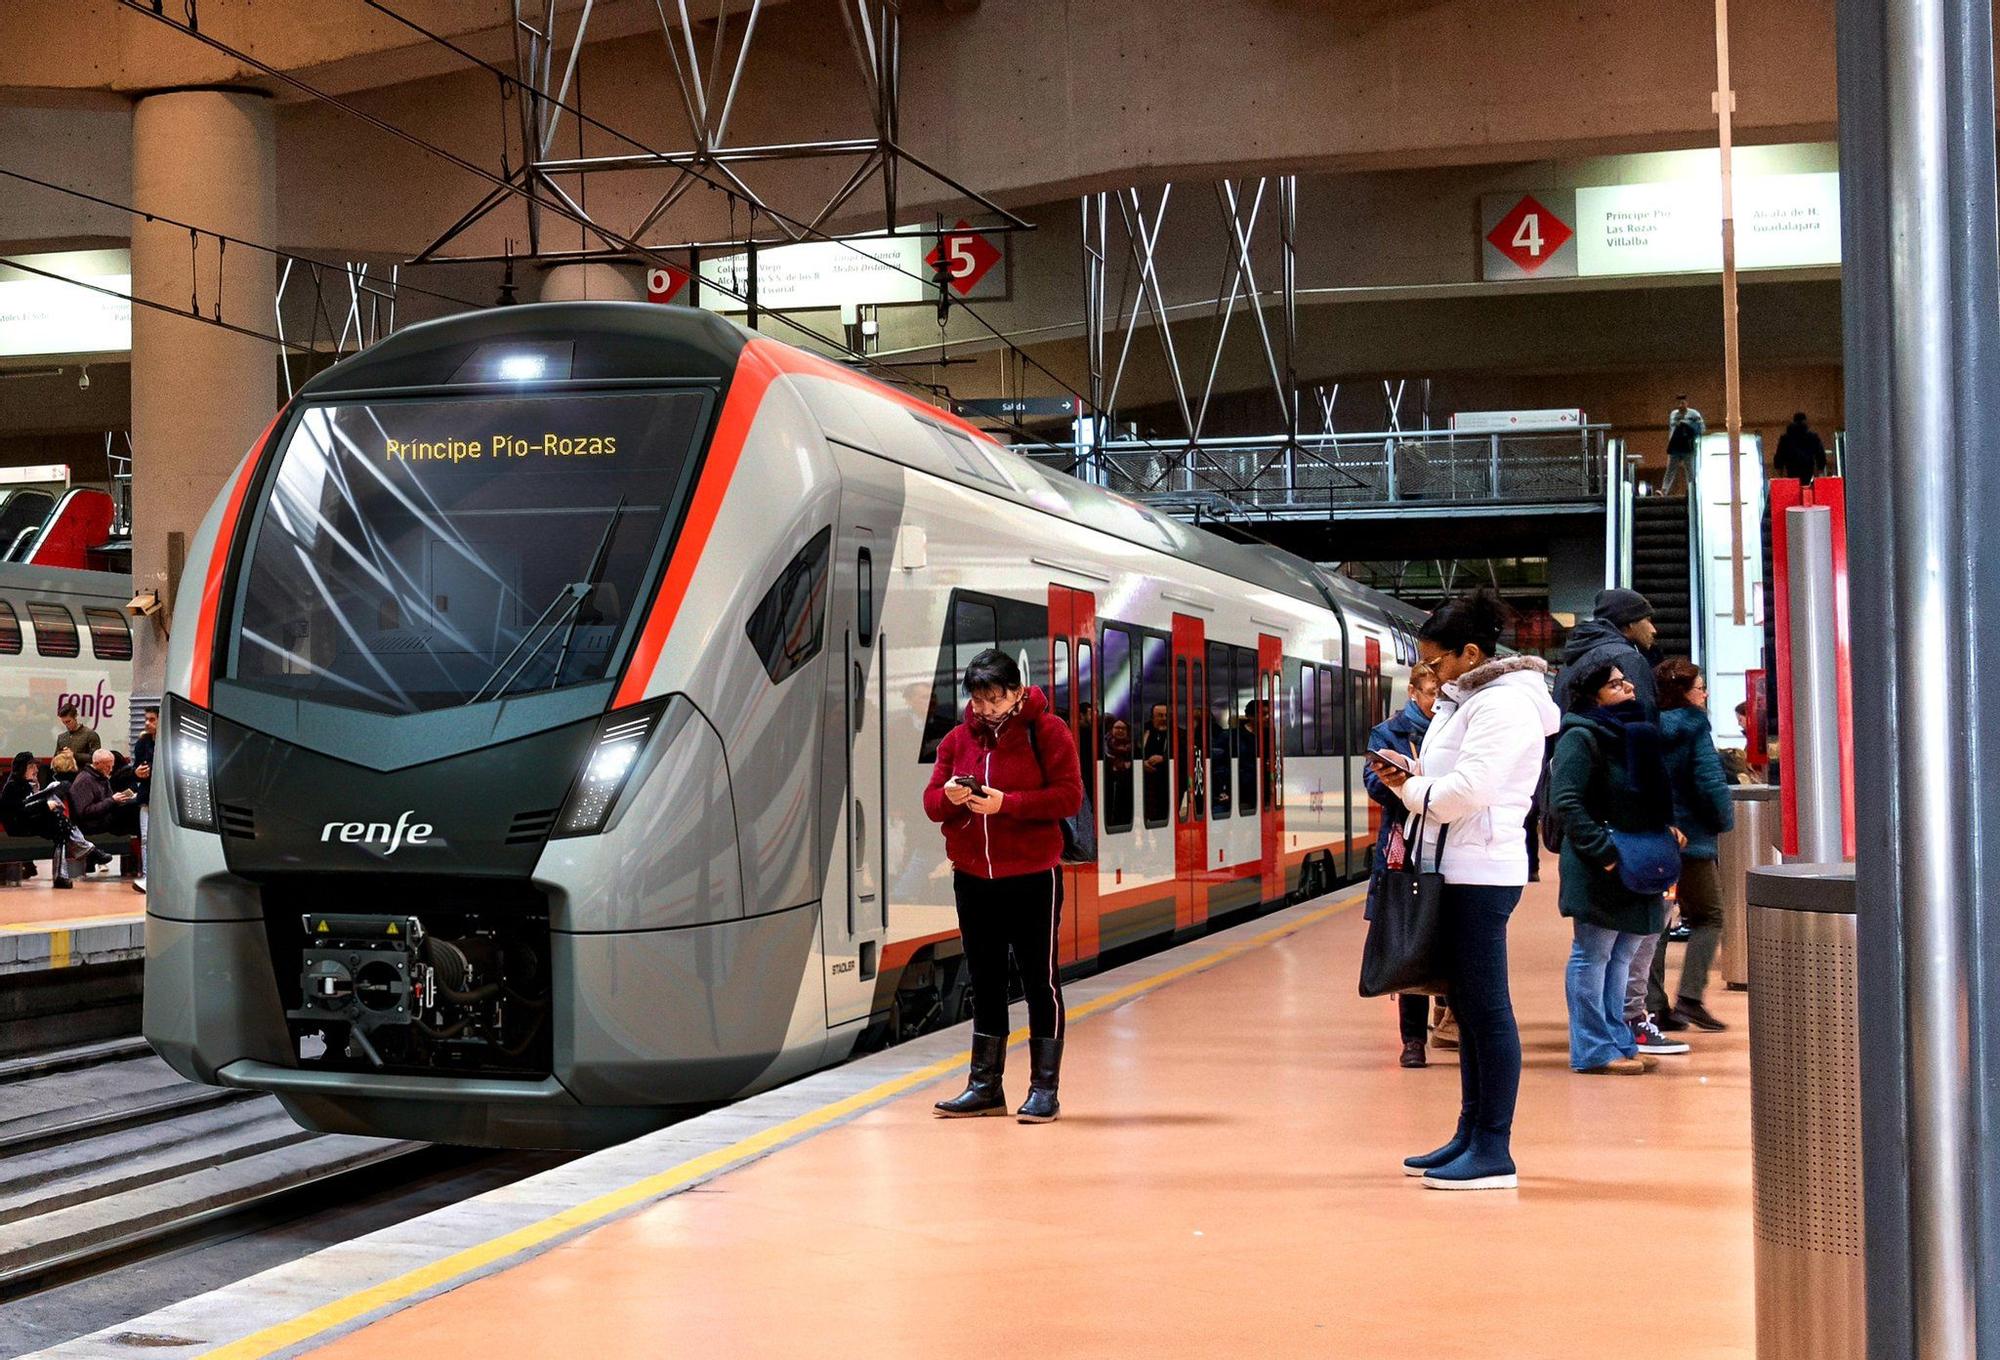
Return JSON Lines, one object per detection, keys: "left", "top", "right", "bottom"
{"left": 0, "top": 1038, "right": 428, "bottom": 1302}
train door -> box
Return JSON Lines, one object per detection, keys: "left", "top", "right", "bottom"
{"left": 1327, "top": 605, "right": 1353, "bottom": 880}
{"left": 1171, "top": 614, "right": 1208, "bottom": 931}
{"left": 1358, "top": 636, "right": 1383, "bottom": 871}
{"left": 1047, "top": 585, "right": 1099, "bottom": 965}
{"left": 1258, "top": 634, "right": 1285, "bottom": 903}
{"left": 823, "top": 469, "right": 894, "bottom": 1029}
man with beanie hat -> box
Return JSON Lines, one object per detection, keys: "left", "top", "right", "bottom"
{"left": 1557, "top": 589, "right": 1660, "bottom": 717}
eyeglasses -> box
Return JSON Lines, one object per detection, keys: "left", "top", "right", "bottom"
{"left": 1604, "top": 677, "right": 1636, "bottom": 692}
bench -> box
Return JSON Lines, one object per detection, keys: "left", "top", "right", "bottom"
{"left": 0, "top": 834, "right": 142, "bottom": 884}
{"left": 0, "top": 835, "right": 51, "bottom": 886}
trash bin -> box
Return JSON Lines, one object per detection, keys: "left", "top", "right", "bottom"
{"left": 1747, "top": 862, "right": 1861, "bottom": 1360}
{"left": 1719, "top": 784, "right": 1780, "bottom": 989}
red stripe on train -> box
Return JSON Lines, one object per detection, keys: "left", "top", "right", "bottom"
{"left": 189, "top": 406, "right": 289, "bottom": 707}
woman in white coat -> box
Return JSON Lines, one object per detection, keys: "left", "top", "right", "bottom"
{"left": 1370, "top": 590, "right": 1561, "bottom": 1190}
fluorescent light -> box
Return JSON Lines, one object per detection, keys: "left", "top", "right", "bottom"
{"left": 497, "top": 353, "right": 548, "bottom": 381}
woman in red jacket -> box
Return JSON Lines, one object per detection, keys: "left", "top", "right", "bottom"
{"left": 922, "top": 648, "right": 1084, "bottom": 1123}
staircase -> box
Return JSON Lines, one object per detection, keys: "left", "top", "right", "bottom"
{"left": 1632, "top": 496, "right": 1694, "bottom": 661}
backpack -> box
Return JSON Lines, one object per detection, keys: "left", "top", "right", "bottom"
{"left": 1026, "top": 716, "right": 1096, "bottom": 864}
{"left": 1535, "top": 732, "right": 1563, "bottom": 854}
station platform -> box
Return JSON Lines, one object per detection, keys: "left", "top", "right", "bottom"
{"left": 39, "top": 878, "right": 1754, "bottom": 1360}
{"left": 0, "top": 874, "right": 145, "bottom": 976}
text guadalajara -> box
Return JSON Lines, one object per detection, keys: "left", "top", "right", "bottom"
{"left": 383, "top": 433, "right": 619, "bottom": 463}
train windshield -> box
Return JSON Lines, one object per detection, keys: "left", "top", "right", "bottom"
{"left": 228, "top": 389, "right": 711, "bottom": 715}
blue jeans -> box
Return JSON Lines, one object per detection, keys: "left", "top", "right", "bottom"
{"left": 1444, "top": 883, "right": 1524, "bottom": 1136}
{"left": 1568, "top": 920, "right": 1645, "bottom": 1069}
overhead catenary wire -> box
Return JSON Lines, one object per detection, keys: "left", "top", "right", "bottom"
{"left": 317, "top": 0, "right": 1090, "bottom": 426}
{"left": 0, "top": 165, "right": 493, "bottom": 315}
{"left": 0, "top": 253, "right": 316, "bottom": 354}
{"left": 101, "top": 0, "right": 1281, "bottom": 519}
{"left": 105, "top": 0, "right": 953, "bottom": 402}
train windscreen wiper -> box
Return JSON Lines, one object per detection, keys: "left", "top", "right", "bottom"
{"left": 462, "top": 498, "right": 626, "bottom": 706}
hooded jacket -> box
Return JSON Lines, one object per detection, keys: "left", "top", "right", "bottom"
{"left": 1395, "top": 657, "right": 1562, "bottom": 888}
{"left": 1549, "top": 708, "right": 1672, "bottom": 934}
{"left": 1558, "top": 618, "right": 1659, "bottom": 718}
{"left": 922, "top": 686, "right": 1084, "bottom": 879}
{"left": 1661, "top": 706, "right": 1736, "bottom": 859}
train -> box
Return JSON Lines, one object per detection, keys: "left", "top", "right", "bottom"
{"left": 142, "top": 303, "right": 1420, "bottom": 1149}
{"left": 0, "top": 560, "right": 137, "bottom": 759}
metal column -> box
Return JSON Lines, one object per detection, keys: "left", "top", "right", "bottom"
{"left": 1837, "top": 0, "right": 1999, "bottom": 1355}
{"left": 1786, "top": 507, "right": 1846, "bottom": 863}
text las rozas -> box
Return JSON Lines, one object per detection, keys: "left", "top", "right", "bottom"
{"left": 382, "top": 433, "right": 619, "bottom": 463}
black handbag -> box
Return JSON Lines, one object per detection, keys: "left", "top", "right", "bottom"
{"left": 1358, "top": 802, "right": 1450, "bottom": 998}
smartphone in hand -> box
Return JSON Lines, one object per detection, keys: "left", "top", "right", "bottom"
{"left": 1369, "top": 749, "right": 1418, "bottom": 776}
{"left": 950, "top": 774, "right": 989, "bottom": 798}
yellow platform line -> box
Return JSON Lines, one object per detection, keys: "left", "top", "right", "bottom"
{"left": 200, "top": 891, "right": 1362, "bottom": 1360}
{"left": 0, "top": 913, "right": 142, "bottom": 935}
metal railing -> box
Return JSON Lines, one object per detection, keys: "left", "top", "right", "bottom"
{"left": 1016, "top": 425, "right": 1611, "bottom": 515}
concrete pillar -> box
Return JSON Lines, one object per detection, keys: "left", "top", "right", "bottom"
{"left": 129, "top": 89, "right": 278, "bottom": 702}
{"left": 538, "top": 263, "right": 641, "bottom": 303}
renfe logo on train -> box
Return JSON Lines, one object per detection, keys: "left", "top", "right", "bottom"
{"left": 320, "top": 811, "right": 434, "bottom": 855}
{"left": 57, "top": 679, "right": 117, "bottom": 723}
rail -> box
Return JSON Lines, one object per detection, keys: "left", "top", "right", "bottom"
{"left": 1016, "top": 425, "right": 1611, "bottom": 514}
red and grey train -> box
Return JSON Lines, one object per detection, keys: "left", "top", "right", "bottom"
{"left": 143, "top": 304, "right": 1418, "bottom": 1148}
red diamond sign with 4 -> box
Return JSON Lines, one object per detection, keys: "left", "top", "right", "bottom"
{"left": 1486, "top": 195, "right": 1574, "bottom": 275}
{"left": 925, "top": 221, "right": 1001, "bottom": 296}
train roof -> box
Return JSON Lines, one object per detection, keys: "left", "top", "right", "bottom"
{"left": 0, "top": 560, "right": 130, "bottom": 600}
{"left": 293, "top": 302, "right": 1421, "bottom": 633}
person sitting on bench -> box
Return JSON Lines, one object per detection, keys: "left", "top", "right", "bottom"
{"left": 0, "top": 752, "right": 107, "bottom": 888}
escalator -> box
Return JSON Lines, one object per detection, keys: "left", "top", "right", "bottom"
{"left": 1632, "top": 496, "right": 1693, "bottom": 660}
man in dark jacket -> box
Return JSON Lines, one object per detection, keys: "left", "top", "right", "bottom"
{"left": 1773, "top": 411, "right": 1828, "bottom": 483}
{"left": 1557, "top": 589, "right": 1660, "bottom": 718}
{"left": 72, "top": 749, "right": 140, "bottom": 843}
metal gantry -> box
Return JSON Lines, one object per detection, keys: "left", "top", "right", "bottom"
{"left": 413, "top": 0, "right": 1032, "bottom": 266}
{"left": 275, "top": 260, "right": 404, "bottom": 398}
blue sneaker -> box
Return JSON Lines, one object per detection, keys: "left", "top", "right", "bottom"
{"left": 1421, "top": 1133, "right": 1518, "bottom": 1191}
{"left": 1402, "top": 1119, "right": 1471, "bottom": 1177}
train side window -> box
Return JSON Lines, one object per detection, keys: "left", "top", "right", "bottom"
{"left": 1174, "top": 658, "right": 1190, "bottom": 824}
{"left": 1281, "top": 658, "right": 1302, "bottom": 758}
{"left": 954, "top": 597, "right": 998, "bottom": 680}
{"left": 28, "top": 603, "right": 78, "bottom": 659}
{"left": 1075, "top": 639, "right": 1096, "bottom": 825}
{"left": 1100, "top": 625, "right": 1135, "bottom": 833}
{"left": 1051, "top": 639, "right": 1070, "bottom": 733}
{"left": 744, "top": 527, "right": 832, "bottom": 683}
{"left": 1320, "top": 668, "right": 1336, "bottom": 756}
{"left": 1141, "top": 634, "right": 1171, "bottom": 828}
{"left": 856, "top": 548, "right": 873, "bottom": 644}
{"left": 1205, "top": 641, "right": 1232, "bottom": 819}
{"left": 85, "top": 608, "right": 132, "bottom": 661}
{"left": 1188, "top": 660, "right": 1207, "bottom": 821}
{"left": 1235, "top": 645, "right": 1258, "bottom": 817}
{"left": 0, "top": 600, "right": 18, "bottom": 656}
{"left": 1300, "top": 663, "right": 1316, "bottom": 756}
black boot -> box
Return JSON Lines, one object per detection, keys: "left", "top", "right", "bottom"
{"left": 1016, "top": 1037, "right": 1062, "bottom": 1123}
{"left": 934, "top": 1032, "right": 1009, "bottom": 1117}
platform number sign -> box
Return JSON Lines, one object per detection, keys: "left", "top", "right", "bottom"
{"left": 645, "top": 264, "right": 692, "bottom": 304}
{"left": 925, "top": 220, "right": 1002, "bottom": 296}
{"left": 1480, "top": 192, "right": 1579, "bottom": 281}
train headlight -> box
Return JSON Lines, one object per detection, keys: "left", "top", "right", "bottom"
{"left": 555, "top": 701, "right": 665, "bottom": 837}
{"left": 171, "top": 702, "right": 218, "bottom": 833}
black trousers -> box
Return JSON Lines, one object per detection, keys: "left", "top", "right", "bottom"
{"left": 1399, "top": 993, "right": 1430, "bottom": 1043}
{"left": 953, "top": 867, "right": 1066, "bottom": 1041}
